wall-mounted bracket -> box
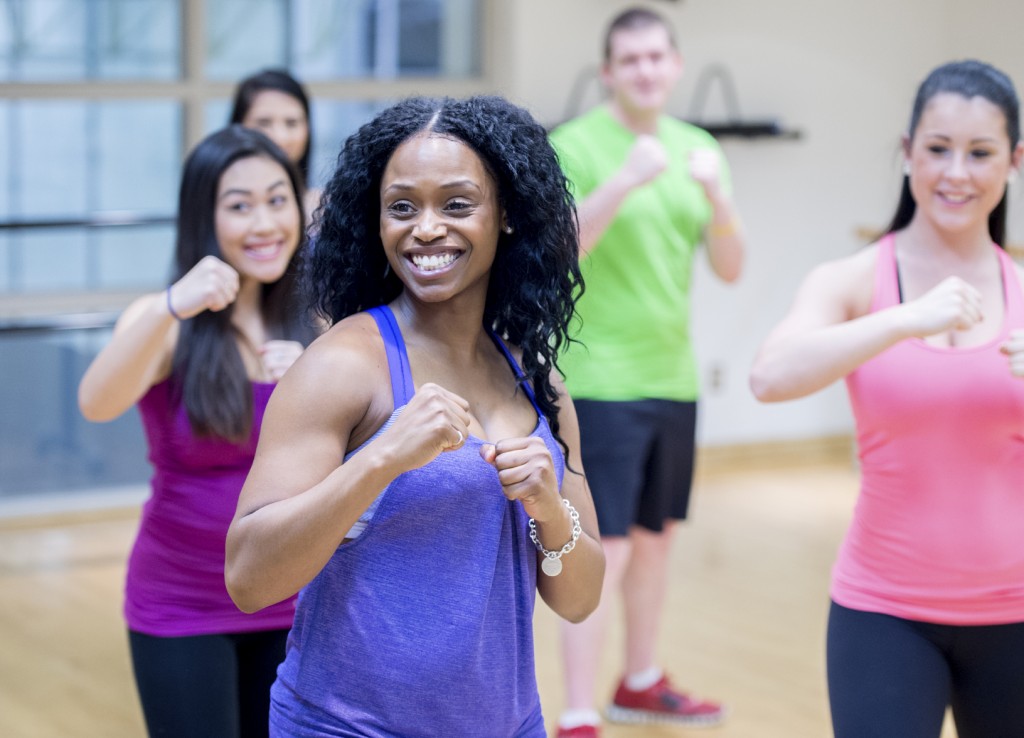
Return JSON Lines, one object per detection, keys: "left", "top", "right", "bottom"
{"left": 686, "top": 64, "right": 802, "bottom": 140}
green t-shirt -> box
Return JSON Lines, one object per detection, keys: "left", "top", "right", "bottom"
{"left": 550, "top": 105, "right": 729, "bottom": 401}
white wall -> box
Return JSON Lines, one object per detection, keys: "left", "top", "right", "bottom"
{"left": 494, "top": 0, "right": 1024, "bottom": 446}
{"left": 945, "top": 0, "right": 1024, "bottom": 243}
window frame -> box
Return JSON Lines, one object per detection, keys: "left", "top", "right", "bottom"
{"left": 0, "top": 0, "right": 499, "bottom": 310}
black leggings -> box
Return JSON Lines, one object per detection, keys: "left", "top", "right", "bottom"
{"left": 827, "top": 601, "right": 1024, "bottom": 738}
{"left": 129, "top": 628, "right": 288, "bottom": 738}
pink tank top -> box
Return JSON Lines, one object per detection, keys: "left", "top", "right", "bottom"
{"left": 836, "top": 235, "right": 1024, "bottom": 624}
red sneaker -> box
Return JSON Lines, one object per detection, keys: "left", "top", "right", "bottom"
{"left": 555, "top": 724, "right": 600, "bottom": 738}
{"left": 605, "top": 675, "right": 725, "bottom": 727}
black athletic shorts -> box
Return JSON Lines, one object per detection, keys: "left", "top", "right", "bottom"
{"left": 573, "top": 398, "right": 697, "bottom": 537}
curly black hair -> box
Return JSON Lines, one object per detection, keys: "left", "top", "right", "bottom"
{"left": 305, "top": 95, "right": 583, "bottom": 451}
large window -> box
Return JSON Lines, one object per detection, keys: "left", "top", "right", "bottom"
{"left": 2, "top": 0, "right": 480, "bottom": 84}
{"left": 207, "top": 0, "right": 480, "bottom": 81}
{"left": 0, "top": 0, "right": 487, "bottom": 504}
{"left": 0, "top": 0, "right": 180, "bottom": 81}
{"left": 0, "top": 0, "right": 485, "bottom": 297}
{"left": 0, "top": 99, "right": 180, "bottom": 293}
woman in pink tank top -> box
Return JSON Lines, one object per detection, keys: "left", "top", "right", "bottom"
{"left": 751, "top": 60, "right": 1024, "bottom": 738}
{"left": 78, "top": 126, "right": 316, "bottom": 737}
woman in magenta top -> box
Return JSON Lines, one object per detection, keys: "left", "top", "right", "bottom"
{"left": 78, "top": 125, "right": 316, "bottom": 738}
{"left": 751, "top": 60, "right": 1024, "bottom": 738}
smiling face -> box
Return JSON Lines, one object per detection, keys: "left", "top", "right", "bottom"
{"left": 241, "top": 90, "right": 310, "bottom": 165}
{"left": 214, "top": 155, "right": 301, "bottom": 284}
{"left": 602, "top": 23, "right": 682, "bottom": 121}
{"left": 905, "top": 92, "right": 1023, "bottom": 238}
{"left": 379, "top": 132, "right": 502, "bottom": 305}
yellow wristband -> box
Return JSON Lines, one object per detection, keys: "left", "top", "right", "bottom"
{"left": 708, "top": 219, "right": 738, "bottom": 239}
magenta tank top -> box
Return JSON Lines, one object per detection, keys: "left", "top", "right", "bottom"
{"left": 837, "top": 235, "right": 1024, "bottom": 624}
{"left": 126, "top": 379, "right": 295, "bottom": 636}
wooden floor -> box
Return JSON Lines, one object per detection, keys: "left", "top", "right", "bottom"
{"left": 0, "top": 457, "right": 958, "bottom": 737}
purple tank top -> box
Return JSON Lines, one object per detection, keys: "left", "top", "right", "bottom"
{"left": 269, "top": 306, "right": 561, "bottom": 737}
{"left": 126, "top": 379, "right": 296, "bottom": 636}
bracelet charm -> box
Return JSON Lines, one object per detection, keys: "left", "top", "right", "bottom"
{"left": 542, "top": 554, "right": 564, "bottom": 577}
{"left": 528, "top": 498, "right": 582, "bottom": 577}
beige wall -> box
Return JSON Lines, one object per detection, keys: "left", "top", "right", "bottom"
{"left": 490, "top": 0, "right": 1024, "bottom": 446}
{"left": 946, "top": 0, "right": 1024, "bottom": 244}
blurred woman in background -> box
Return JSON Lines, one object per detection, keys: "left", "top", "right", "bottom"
{"left": 79, "top": 125, "right": 316, "bottom": 738}
{"left": 231, "top": 68, "right": 321, "bottom": 218}
{"left": 750, "top": 60, "right": 1024, "bottom": 738}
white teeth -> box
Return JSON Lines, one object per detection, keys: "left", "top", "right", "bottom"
{"left": 411, "top": 252, "right": 458, "bottom": 271}
{"left": 244, "top": 243, "right": 280, "bottom": 261}
{"left": 942, "top": 194, "right": 970, "bottom": 203}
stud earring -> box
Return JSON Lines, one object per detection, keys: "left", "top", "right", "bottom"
{"left": 902, "top": 161, "right": 911, "bottom": 176}
{"left": 502, "top": 224, "right": 513, "bottom": 234}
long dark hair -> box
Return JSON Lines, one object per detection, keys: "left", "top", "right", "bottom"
{"left": 172, "top": 125, "right": 316, "bottom": 442}
{"left": 306, "top": 95, "right": 583, "bottom": 451}
{"left": 886, "top": 59, "right": 1020, "bottom": 246}
{"left": 229, "top": 68, "right": 313, "bottom": 186}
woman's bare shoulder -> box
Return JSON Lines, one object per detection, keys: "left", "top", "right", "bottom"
{"left": 798, "top": 243, "right": 880, "bottom": 320}
{"left": 809, "top": 242, "right": 879, "bottom": 282}
{"left": 273, "top": 312, "right": 386, "bottom": 411}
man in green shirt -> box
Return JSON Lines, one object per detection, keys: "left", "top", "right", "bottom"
{"left": 550, "top": 7, "right": 746, "bottom": 737}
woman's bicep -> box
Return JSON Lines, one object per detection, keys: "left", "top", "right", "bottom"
{"left": 750, "top": 250, "right": 877, "bottom": 402}
{"left": 78, "top": 293, "right": 176, "bottom": 420}
{"left": 755, "top": 250, "right": 878, "bottom": 359}
{"left": 236, "top": 344, "right": 371, "bottom": 518}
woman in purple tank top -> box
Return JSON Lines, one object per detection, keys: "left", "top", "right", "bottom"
{"left": 79, "top": 126, "right": 317, "bottom": 737}
{"left": 225, "top": 96, "right": 605, "bottom": 737}
{"left": 751, "top": 61, "right": 1024, "bottom": 738}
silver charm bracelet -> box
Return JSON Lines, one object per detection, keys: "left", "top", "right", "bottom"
{"left": 528, "top": 498, "right": 582, "bottom": 577}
